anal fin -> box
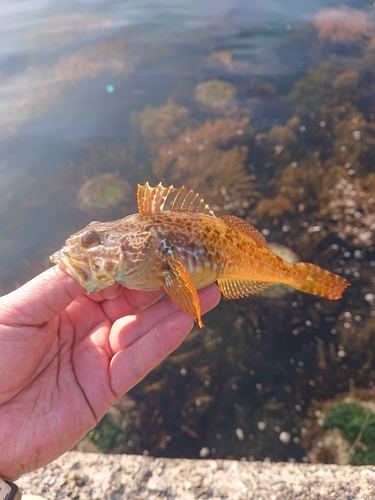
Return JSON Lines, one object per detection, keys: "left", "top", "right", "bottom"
{"left": 218, "top": 278, "right": 271, "bottom": 299}
{"left": 162, "top": 253, "right": 203, "bottom": 327}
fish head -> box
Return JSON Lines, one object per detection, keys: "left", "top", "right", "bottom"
{"left": 50, "top": 220, "right": 126, "bottom": 293}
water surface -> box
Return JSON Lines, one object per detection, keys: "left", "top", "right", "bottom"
{"left": 1, "top": 0, "right": 374, "bottom": 463}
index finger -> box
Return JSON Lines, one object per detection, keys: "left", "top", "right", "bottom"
{"left": 0, "top": 266, "right": 83, "bottom": 326}
{"left": 99, "top": 287, "right": 165, "bottom": 323}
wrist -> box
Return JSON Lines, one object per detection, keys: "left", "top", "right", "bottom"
{"left": 0, "top": 476, "right": 22, "bottom": 500}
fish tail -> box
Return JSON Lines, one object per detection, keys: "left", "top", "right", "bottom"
{"left": 291, "top": 263, "right": 350, "bottom": 299}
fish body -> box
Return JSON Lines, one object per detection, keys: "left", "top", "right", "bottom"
{"left": 51, "top": 183, "right": 350, "bottom": 327}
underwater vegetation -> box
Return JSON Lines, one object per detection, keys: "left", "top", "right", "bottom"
{"left": 156, "top": 144, "right": 256, "bottom": 213}
{"left": 302, "top": 392, "right": 375, "bottom": 465}
{"left": 0, "top": 38, "right": 137, "bottom": 136}
{"left": 314, "top": 6, "right": 375, "bottom": 44}
{"left": 133, "top": 101, "right": 257, "bottom": 212}
{"left": 131, "top": 100, "right": 192, "bottom": 154}
{"left": 325, "top": 401, "right": 375, "bottom": 465}
{"left": 205, "top": 51, "right": 233, "bottom": 67}
{"left": 322, "top": 176, "right": 375, "bottom": 248}
{"left": 29, "top": 13, "right": 112, "bottom": 47}
{"left": 267, "top": 125, "right": 297, "bottom": 147}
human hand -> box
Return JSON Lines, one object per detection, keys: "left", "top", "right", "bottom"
{"left": 0, "top": 267, "right": 220, "bottom": 480}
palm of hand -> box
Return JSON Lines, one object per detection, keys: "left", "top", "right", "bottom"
{"left": 0, "top": 267, "right": 220, "bottom": 480}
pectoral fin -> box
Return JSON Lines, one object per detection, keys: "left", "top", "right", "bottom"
{"left": 162, "top": 253, "right": 203, "bottom": 327}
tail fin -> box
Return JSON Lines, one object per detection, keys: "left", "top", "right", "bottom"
{"left": 291, "top": 263, "right": 350, "bottom": 299}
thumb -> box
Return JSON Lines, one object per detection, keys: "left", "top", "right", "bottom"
{"left": 0, "top": 266, "right": 84, "bottom": 326}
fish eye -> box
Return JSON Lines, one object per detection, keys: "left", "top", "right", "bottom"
{"left": 81, "top": 230, "right": 101, "bottom": 248}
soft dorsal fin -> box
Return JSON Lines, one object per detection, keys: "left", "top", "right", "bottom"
{"left": 220, "top": 214, "right": 268, "bottom": 248}
{"left": 137, "top": 182, "right": 215, "bottom": 216}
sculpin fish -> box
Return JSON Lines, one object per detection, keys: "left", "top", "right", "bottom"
{"left": 51, "top": 183, "right": 350, "bottom": 327}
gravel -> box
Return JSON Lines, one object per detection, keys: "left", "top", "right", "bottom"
{"left": 18, "top": 451, "right": 375, "bottom": 499}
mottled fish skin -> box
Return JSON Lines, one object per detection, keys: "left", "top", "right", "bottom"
{"left": 51, "top": 183, "right": 350, "bottom": 327}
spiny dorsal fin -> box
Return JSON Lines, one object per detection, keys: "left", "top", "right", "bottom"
{"left": 220, "top": 214, "right": 268, "bottom": 248}
{"left": 217, "top": 278, "right": 271, "bottom": 299}
{"left": 137, "top": 182, "right": 215, "bottom": 216}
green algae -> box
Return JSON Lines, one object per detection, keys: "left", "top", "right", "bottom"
{"left": 77, "top": 173, "right": 131, "bottom": 213}
{"left": 194, "top": 79, "right": 236, "bottom": 109}
{"left": 324, "top": 401, "right": 375, "bottom": 455}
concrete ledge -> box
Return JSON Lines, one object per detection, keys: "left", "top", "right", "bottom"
{"left": 18, "top": 451, "right": 375, "bottom": 499}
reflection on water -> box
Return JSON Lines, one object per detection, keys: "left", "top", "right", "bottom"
{"left": 1, "top": 0, "right": 375, "bottom": 464}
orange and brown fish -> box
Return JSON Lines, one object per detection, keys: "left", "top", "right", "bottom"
{"left": 50, "top": 183, "right": 350, "bottom": 327}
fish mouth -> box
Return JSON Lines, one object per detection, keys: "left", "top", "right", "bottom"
{"left": 51, "top": 250, "right": 92, "bottom": 285}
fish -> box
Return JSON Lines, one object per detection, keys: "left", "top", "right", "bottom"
{"left": 50, "top": 182, "right": 350, "bottom": 327}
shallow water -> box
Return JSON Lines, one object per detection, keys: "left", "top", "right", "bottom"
{"left": 1, "top": 0, "right": 374, "bottom": 463}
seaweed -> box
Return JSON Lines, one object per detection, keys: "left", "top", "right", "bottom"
{"left": 131, "top": 99, "right": 191, "bottom": 154}
{"left": 324, "top": 400, "right": 375, "bottom": 465}
{"left": 321, "top": 176, "right": 375, "bottom": 248}
{"left": 0, "top": 40, "right": 135, "bottom": 136}
{"left": 29, "top": 13, "right": 112, "bottom": 47}
{"left": 159, "top": 145, "right": 257, "bottom": 213}
{"left": 267, "top": 126, "right": 297, "bottom": 146}
{"left": 152, "top": 115, "right": 256, "bottom": 212}
{"left": 252, "top": 195, "right": 294, "bottom": 220}
{"left": 314, "top": 7, "right": 374, "bottom": 44}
